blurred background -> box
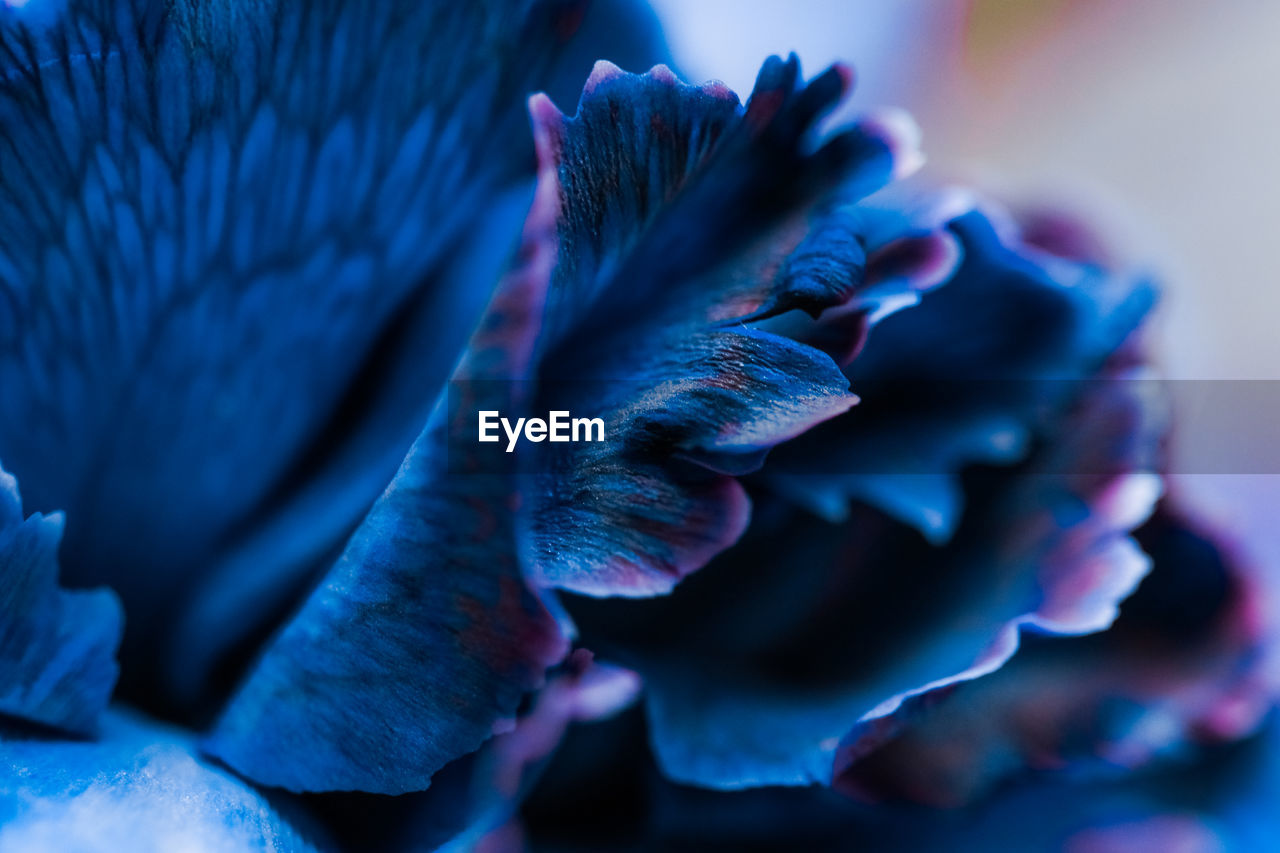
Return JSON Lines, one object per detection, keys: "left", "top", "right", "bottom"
{"left": 651, "top": 0, "right": 1280, "bottom": 382}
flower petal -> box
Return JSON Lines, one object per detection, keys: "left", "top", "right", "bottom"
{"left": 764, "top": 208, "right": 1158, "bottom": 541}
{"left": 0, "top": 0, "right": 668, "bottom": 714}
{"left": 568, "top": 366, "right": 1162, "bottom": 790}
{"left": 0, "top": 463, "right": 120, "bottom": 736}
{"left": 0, "top": 708, "right": 328, "bottom": 851}
{"left": 838, "top": 503, "right": 1270, "bottom": 806}
{"left": 519, "top": 711, "right": 1280, "bottom": 851}
{"left": 203, "top": 131, "right": 569, "bottom": 794}
{"left": 201, "top": 412, "right": 568, "bottom": 794}
{"left": 519, "top": 57, "right": 923, "bottom": 597}
{"left": 312, "top": 650, "right": 642, "bottom": 852}
{"left": 535, "top": 57, "right": 916, "bottom": 354}
{"left": 527, "top": 328, "right": 855, "bottom": 596}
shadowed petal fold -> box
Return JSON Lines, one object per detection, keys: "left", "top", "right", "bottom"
{"left": 204, "top": 52, "right": 938, "bottom": 793}
{"left": 203, "top": 136, "right": 569, "bottom": 794}
{"left": 565, "top": 326, "right": 1164, "bottom": 791}
{"left": 838, "top": 502, "right": 1270, "bottom": 806}
{"left": 0, "top": 0, "right": 670, "bottom": 715}
{"left": 765, "top": 208, "right": 1157, "bottom": 542}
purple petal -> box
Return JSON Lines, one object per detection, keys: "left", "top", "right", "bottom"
{"left": 838, "top": 504, "right": 1270, "bottom": 807}
{"left": 516, "top": 57, "right": 927, "bottom": 597}
{"left": 567, "top": 364, "right": 1163, "bottom": 790}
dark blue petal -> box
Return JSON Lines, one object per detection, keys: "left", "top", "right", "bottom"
{"left": 528, "top": 328, "right": 855, "bottom": 596}
{"left": 0, "top": 0, "right": 668, "bottom": 713}
{"left": 163, "top": 182, "right": 537, "bottom": 709}
{"left": 529, "top": 454, "right": 753, "bottom": 598}
{"left": 202, "top": 410, "right": 569, "bottom": 793}
{"left": 764, "top": 206, "right": 1158, "bottom": 541}
{"left": 517, "top": 58, "right": 925, "bottom": 597}
{"left": 756, "top": 192, "right": 965, "bottom": 369}
{"left": 204, "top": 152, "right": 571, "bottom": 794}
{"left": 0, "top": 708, "right": 329, "bottom": 850}
{"left": 536, "top": 58, "right": 918, "bottom": 357}
{"left": 838, "top": 504, "right": 1269, "bottom": 806}
{"left": 567, "top": 371, "right": 1162, "bottom": 790}
{"left": 312, "top": 650, "right": 640, "bottom": 851}
{"left": 202, "top": 51, "right": 909, "bottom": 792}
{"left": 843, "top": 721, "right": 1280, "bottom": 852}
{"left": 522, "top": 712, "right": 1280, "bottom": 851}
{"left": 0, "top": 463, "right": 120, "bottom": 736}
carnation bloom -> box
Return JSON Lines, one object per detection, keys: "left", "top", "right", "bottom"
{"left": 0, "top": 0, "right": 1271, "bottom": 850}
{"left": 563, "top": 201, "right": 1177, "bottom": 791}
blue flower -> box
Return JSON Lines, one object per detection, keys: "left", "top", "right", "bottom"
{"left": 0, "top": 0, "right": 682, "bottom": 842}
{"left": 0, "top": 0, "right": 928, "bottom": 839}
{"left": 511, "top": 503, "right": 1272, "bottom": 850}
{"left": 0, "top": 0, "right": 1270, "bottom": 849}
{"left": 559, "top": 202, "right": 1183, "bottom": 793}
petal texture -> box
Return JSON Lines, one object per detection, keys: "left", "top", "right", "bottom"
{"left": 519, "top": 57, "right": 935, "bottom": 597}
{"left": 563, "top": 216, "right": 1165, "bottom": 790}
{"left": 839, "top": 503, "right": 1270, "bottom": 806}
{"left": 203, "top": 133, "right": 569, "bottom": 794}
{"left": 0, "top": 0, "right": 668, "bottom": 711}
{"left": 765, "top": 207, "right": 1157, "bottom": 542}
{"left": 0, "top": 709, "right": 328, "bottom": 852}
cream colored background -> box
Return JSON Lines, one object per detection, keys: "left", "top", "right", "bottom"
{"left": 651, "top": 0, "right": 1280, "bottom": 380}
